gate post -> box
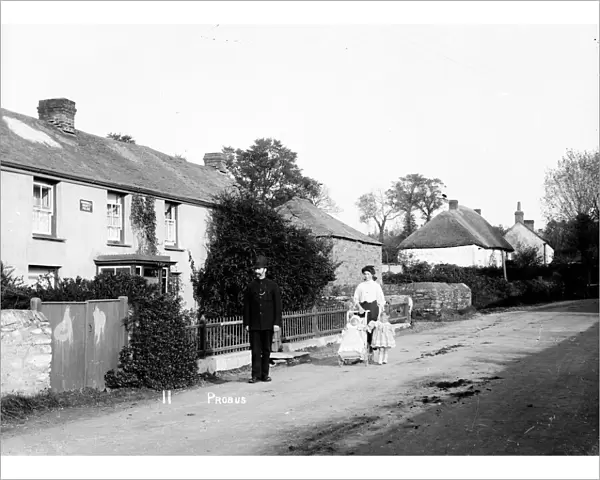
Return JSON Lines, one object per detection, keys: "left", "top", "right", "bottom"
{"left": 118, "top": 296, "right": 129, "bottom": 346}
{"left": 30, "top": 297, "right": 42, "bottom": 312}
{"left": 311, "top": 306, "right": 319, "bottom": 338}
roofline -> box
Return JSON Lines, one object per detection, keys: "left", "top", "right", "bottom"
{"left": 399, "top": 242, "right": 514, "bottom": 252}
{"left": 505, "top": 222, "right": 552, "bottom": 247}
{"left": 315, "top": 233, "right": 382, "bottom": 246}
{"left": 1, "top": 162, "right": 217, "bottom": 208}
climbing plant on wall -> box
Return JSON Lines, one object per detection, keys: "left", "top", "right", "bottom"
{"left": 131, "top": 194, "right": 158, "bottom": 255}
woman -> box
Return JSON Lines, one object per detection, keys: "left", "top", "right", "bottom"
{"left": 353, "top": 265, "right": 386, "bottom": 353}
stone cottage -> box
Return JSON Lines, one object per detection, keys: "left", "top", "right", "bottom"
{"left": 276, "top": 197, "right": 382, "bottom": 289}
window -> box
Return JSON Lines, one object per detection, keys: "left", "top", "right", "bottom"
{"left": 107, "top": 192, "right": 125, "bottom": 243}
{"left": 99, "top": 266, "right": 132, "bottom": 275}
{"left": 164, "top": 202, "right": 178, "bottom": 246}
{"left": 32, "top": 180, "right": 55, "bottom": 235}
{"left": 27, "top": 265, "right": 59, "bottom": 287}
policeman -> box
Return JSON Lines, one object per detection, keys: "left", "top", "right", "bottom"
{"left": 243, "top": 255, "right": 282, "bottom": 383}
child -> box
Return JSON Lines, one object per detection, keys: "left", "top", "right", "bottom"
{"left": 368, "top": 312, "right": 396, "bottom": 364}
{"left": 338, "top": 314, "right": 369, "bottom": 362}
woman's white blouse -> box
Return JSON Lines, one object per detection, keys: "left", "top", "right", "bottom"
{"left": 353, "top": 280, "right": 386, "bottom": 308}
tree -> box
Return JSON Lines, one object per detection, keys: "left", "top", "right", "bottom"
{"left": 416, "top": 177, "right": 447, "bottom": 222}
{"left": 356, "top": 189, "right": 402, "bottom": 243}
{"left": 542, "top": 149, "right": 599, "bottom": 222}
{"left": 107, "top": 133, "right": 136, "bottom": 144}
{"left": 388, "top": 174, "right": 447, "bottom": 226}
{"left": 309, "top": 184, "right": 342, "bottom": 214}
{"left": 222, "top": 139, "right": 321, "bottom": 209}
{"left": 191, "top": 189, "right": 338, "bottom": 316}
{"left": 402, "top": 211, "right": 418, "bottom": 237}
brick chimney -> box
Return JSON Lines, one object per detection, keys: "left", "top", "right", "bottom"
{"left": 524, "top": 220, "right": 534, "bottom": 230}
{"left": 38, "top": 98, "right": 76, "bottom": 135}
{"left": 474, "top": 209, "right": 481, "bottom": 215}
{"left": 449, "top": 200, "right": 458, "bottom": 210}
{"left": 514, "top": 201, "right": 524, "bottom": 224}
{"left": 203, "top": 153, "right": 228, "bottom": 174}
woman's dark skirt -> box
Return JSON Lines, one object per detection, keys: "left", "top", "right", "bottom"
{"left": 359, "top": 300, "right": 379, "bottom": 351}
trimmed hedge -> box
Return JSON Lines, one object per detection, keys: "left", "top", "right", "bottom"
{"left": 383, "top": 262, "right": 596, "bottom": 309}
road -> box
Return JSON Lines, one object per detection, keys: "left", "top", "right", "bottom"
{"left": 1, "top": 299, "right": 598, "bottom": 456}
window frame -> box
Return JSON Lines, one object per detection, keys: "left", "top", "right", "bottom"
{"left": 32, "top": 179, "right": 56, "bottom": 236}
{"left": 107, "top": 192, "right": 125, "bottom": 244}
{"left": 164, "top": 201, "right": 179, "bottom": 247}
{"left": 27, "top": 265, "right": 59, "bottom": 287}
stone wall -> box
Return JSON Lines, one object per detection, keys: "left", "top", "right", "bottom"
{"left": 382, "top": 282, "right": 471, "bottom": 317}
{"left": 1, "top": 309, "right": 52, "bottom": 397}
{"left": 329, "top": 238, "right": 382, "bottom": 289}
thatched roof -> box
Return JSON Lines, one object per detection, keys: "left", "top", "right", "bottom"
{"left": 399, "top": 204, "right": 514, "bottom": 251}
{"left": 276, "top": 197, "right": 381, "bottom": 246}
{"left": 0, "top": 108, "right": 234, "bottom": 206}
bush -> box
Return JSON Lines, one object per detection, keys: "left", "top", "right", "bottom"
{"left": 382, "top": 261, "right": 581, "bottom": 309}
{"left": 191, "top": 190, "right": 339, "bottom": 316}
{"left": 1, "top": 261, "right": 32, "bottom": 310}
{"left": 105, "top": 294, "right": 198, "bottom": 390}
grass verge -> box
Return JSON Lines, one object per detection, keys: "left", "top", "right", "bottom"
{"left": 1, "top": 385, "right": 185, "bottom": 426}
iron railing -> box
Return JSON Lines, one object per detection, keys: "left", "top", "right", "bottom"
{"left": 186, "top": 306, "right": 347, "bottom": 358}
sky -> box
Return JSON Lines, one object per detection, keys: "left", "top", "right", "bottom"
{"left": 1, "top": 2, "right": 598, "bottom": 239}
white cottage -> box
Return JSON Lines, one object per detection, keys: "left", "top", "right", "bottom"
{"left": 398, "top": 200, "right": 514, "bottom": 268}
{"left": 504, "top": 202, "right": 554, "bottom": 265}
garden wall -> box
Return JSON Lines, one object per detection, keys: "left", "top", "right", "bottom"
{"left": 382, "top": 282, "right": 471, "bottom": 317}
{"left": 1, "top": 308, "right": 52, "bottom": 397}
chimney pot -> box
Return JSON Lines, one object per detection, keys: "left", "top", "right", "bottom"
{"left": 514, "top": 201, "right": 524, "bottom": 224}
{"left": 449, "top": 200, "right": 458, "bottom": 210}
{"left": 474, "top": 209, "right": 481, "bottom": 215}
{"left": 524, "top": 220, "right": 535, "bottom": 230}
{"left": 203, "top": 153, "right": 228, "bottom": 174}
{"left": 38, "top": 98, "right": 76, "bottom": 135}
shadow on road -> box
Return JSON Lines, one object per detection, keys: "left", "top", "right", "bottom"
{"left": 270, "top": 322, "right": 599, "bottom": 456}
{"left": 528, "top": 299, "right": 599, "bottom": 314}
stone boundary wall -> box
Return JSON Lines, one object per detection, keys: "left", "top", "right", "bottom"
{"left": 1, "top": 307, "right": 52, "bottom": 397}
{"left": 382, "top": 282, "right": 471, "bottom": 317}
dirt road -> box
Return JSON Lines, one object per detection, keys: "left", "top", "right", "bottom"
{"left": 1, "top": 299, "right": 598, "bottom": 456}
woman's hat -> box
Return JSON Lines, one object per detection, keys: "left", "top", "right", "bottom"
{"left": 361, "top": 265, "right": 376, "bottom": 275}
{"left": 253, "top": 255, "right": 269, "bottom": 269}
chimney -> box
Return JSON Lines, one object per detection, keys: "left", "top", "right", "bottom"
{"left": 474, "top": 209, "right": 481, "bottom": 215}
{"left": 449, "top": 200, "right": 458, "bottom": 210}
{"left": 203, "top": 153, "right": 228, "bottom": 174}
{"left": 38, "top": 98, "right": 76, "bottom": 135}
{"left": 514, "top": 201, "right": 524, "bottom": 224}
{"left": 524, "top": 220, "right": 534, "bottom": 230}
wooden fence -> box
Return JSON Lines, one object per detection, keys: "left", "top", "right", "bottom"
{"left": 38, "top": 296, "right": 129, "bottom": 393}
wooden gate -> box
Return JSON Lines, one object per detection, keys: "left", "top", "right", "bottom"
{"left": 40, "top": 296, "right": 128, "bottom": 392}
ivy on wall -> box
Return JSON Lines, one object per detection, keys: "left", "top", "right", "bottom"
{"left": 131, "top": 194, "right": 158, "bottom": 256}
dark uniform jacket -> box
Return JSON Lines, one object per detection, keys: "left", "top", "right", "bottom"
{"left": 243, "top": 278, "right": 282, "bottom": 331}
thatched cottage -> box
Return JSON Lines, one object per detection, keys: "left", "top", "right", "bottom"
{"left": 398, "top": 200, "right": 514, "bottom": 267}
{"left": 276, "top": 197, "right": 382, "bottom": 288}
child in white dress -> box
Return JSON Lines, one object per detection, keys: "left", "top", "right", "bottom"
{"left": 368, "top": 312, "right": 396, "bottom": 364}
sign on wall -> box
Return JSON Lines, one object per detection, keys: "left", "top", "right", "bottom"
{"left": 79, "top": 200, "right": 93, "bottom": 213}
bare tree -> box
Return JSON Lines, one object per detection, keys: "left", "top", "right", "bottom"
{"left": 310, "top": 184, "right": 342, "bottom": 214}
{"left": 356, "top": 189, "right": 402, "bottom": 243}
{"left": 542, "top": 149, "right": 599, "bottom": 222}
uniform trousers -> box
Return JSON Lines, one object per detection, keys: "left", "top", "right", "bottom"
{"left": 249, "top": 329, "right": 274, "bottom": 380}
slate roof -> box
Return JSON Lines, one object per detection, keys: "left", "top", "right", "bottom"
{"left": 276, "top": 197, "right": 382, "bottom": 246}
{"left": 0, "top": 107, "right": 234, "bottom": 206}
{"left": 505, "top": 222, "right": 552, "bottom": 247}
{"left": 399, "top": 204, "right": 514, "bottom": 252}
